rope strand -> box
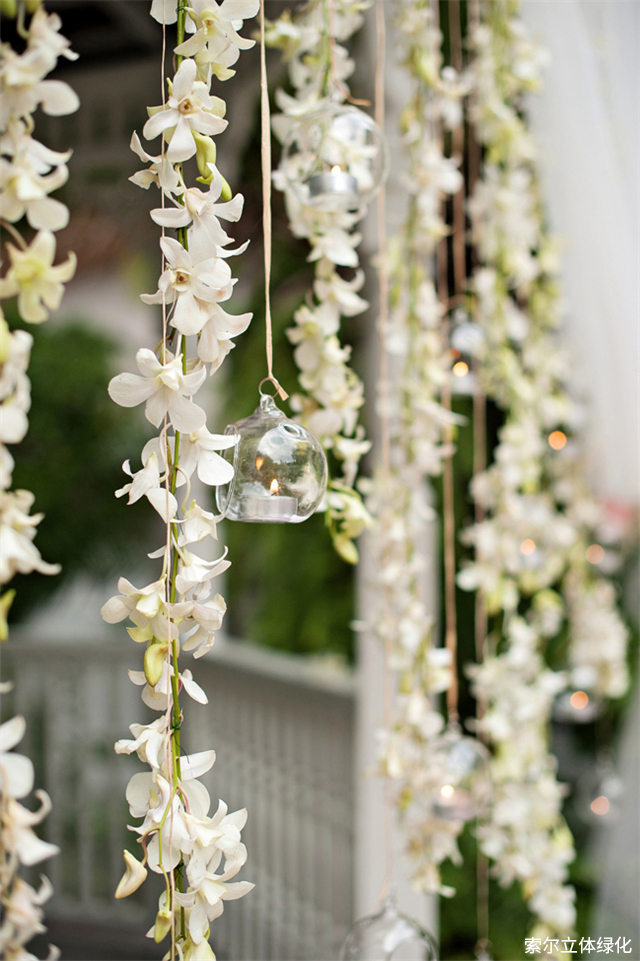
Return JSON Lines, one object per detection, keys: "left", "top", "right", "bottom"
{"left": 259, "top": 0, "right": 288, "bottom": 402}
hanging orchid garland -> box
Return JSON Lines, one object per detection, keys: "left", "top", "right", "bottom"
{"left": 371, "top": 0, "right": 478, "bottom": 898}
{"left": 102, "top": 2, "right": 257, "bottom": 957}
{"left": 456, "top": 0, "right": 631, "bottom": 943}
{"left": 266, "top": 0, "right": 375, "bottom": 564}
{"left": 0, "top": 3, "right": 78, "bottom": 957}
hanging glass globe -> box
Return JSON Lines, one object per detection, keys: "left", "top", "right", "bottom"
{"left": 339, "top": 897, "right": 437, "bottom": 961}
{"left": 553, "top": 688, "right": 603, "bottom": 724}
{"left": 432, "top": 726, "right": 489, "bottom": 822}
{"left": 575, "top": 759, "right": 623, "bottom": 824}
{"left": 281, "top": 102, "right": 389, "bottom": 212}
{"left": 215, "top": 388, "right": 328, "bottom": 524}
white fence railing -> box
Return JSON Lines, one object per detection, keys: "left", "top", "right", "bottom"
{"left": 3, "top": 632, "right": 356, "bottom": 961}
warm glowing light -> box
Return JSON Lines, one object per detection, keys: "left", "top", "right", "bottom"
{"left": 548, "top": 430, "right": 567, "bottom": 451}
{"left": 586, "top": 544, "right": 605, "bottom": 565}
{"left": 520, "top": 539, "right": 536, "bottom": 556}
{"left": 270, "top": 478, "right": 279, "bottom": 494}
{"left": 452, "top": 361, "right": 469, "bottom": 378}
{"left": 330, "top": 165, "right": 341, "bottom": 174}
{"left": 570, "top": 691, "right": 590, "bottom": 711}
{"left": 591, "top": 795, "right": 610, "bottom": 816}
{"left": 440, "top": 784, "right": 455, "bottom": 799}
{"left": 255, "top": 456, "right": 264, "bottom": 470}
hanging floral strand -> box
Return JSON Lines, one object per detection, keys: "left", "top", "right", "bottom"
{"left": 102, "top": 1, "right": 257, "bottom": 957}
{"left": 265, "top": 0, "right": 376, "bottom": 564}
{"left": 371, "top": 0, "right": 481, "bottom": 898}
{"left": 458, "top": 0, "right": 632, "bottom": 943}
{"left": 0, "top": 3, "right": 79, "bottom": 957}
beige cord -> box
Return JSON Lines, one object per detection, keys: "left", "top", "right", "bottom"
{"left": 259, "top": 0, "right": 288, "bottom": 402}
{"left": 374, "top": 0, "right": 395, "bottom": 906}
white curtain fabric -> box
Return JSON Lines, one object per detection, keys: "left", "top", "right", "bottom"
{"left": 520, "top": 2, "right": 639, "bottom": 946}
{"left": 521, "top": 0, "right": 639, "bottom": 506}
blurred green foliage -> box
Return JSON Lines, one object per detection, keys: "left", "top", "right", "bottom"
{"left": 5, "top": 307, "right": 155, "bottom": 621}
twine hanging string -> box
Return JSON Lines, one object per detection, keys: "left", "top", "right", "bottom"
{"left": 435, "top": 0, "right": 459, "bottom": 727}
{"left": 259, "top": 0, "right": 288, "bottom": 402}
{"left": 374, "top": 0, "right": 395, "bottom": 906}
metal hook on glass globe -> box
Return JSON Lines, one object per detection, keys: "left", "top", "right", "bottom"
{"left": 215, "top": 382, "right": 328, "bottom": 524}
{"left": 281, "top": 102, "right": 389, "bottom": 213}
{"left": 339, "top": 894, "right": 438, "bottom": 961}
{"left": 432, "top": 724, "right": 490, "bottom": 822}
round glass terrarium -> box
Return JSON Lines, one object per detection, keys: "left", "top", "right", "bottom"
{"left": 340, "top": 897, "right": 437, "bottom": 961}
{"left": 281, "top": 102, "right": 389, "bottom": 212}
{"left": 215, "top": 390, "right": 328, "bottom": 524}
{"left": 432, "top": 726, "right": 489, "bottom": 822}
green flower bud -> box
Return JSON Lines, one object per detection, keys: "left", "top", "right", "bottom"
{"left": 0, "top": 0, "right": 17, "bottom": 16}
{"left": 193, "top": 131, "right": 217, "bottom": 183}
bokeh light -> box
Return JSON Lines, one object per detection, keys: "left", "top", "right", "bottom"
{"left": 548, "top": 430, "right": 567, "bottom": 450}
{"left": 586, "top": 544, "right": 605, "bottom": 564}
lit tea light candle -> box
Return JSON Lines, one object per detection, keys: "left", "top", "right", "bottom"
{"left": 241, "top": 478, "right": 298, "bottom": 522}
{"left": 305, "top": 166, "right": 359, "bottom": 208}
{"left": 432, "top": 784, "right": 476, "bottom": 821}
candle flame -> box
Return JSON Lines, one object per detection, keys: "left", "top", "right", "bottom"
{"left": 270, "top": 478, "right": 279, "bottom": 494}
{"left": 255, "top": 456, "right": 264, "bottom": 470}
{"left": 331, "top": 165, "right": 341, "bottom": 174}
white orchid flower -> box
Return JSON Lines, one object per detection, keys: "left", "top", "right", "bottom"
{"left": 308, "top": 229, "right": 362, "bottom": 268}
{"left": 115, "top": 452, "right": 178, "bottom": 523}
{"left": 1, "top": 875, "right": 56, "bottom": 951}
{"left": 188, "top": 847, "right": 255, "bottom": 944}
{"left": 175, "top": 1, "right": 260, "bottom": 81}
{"left": 178, "top": 501, "right": 219, "bottom": 545}
{"left": 184, "top": 799, "right": 247, "bottom": 890}
{"left": 151, "top": 165, "right": 246, "bottom": 262}
{"left": 114, "top": 716, "right": 169, "bottom": 770}
{"left": 100, "top": 576, "right": 175, "bottom": 642}
{"left": 143, "top": 58, "right": 227, "bottom": 163}
{"left": 141, "top": 237, "right": 234, "bottom": 337}
{"left": 128, "top": 131, "right": 181, "bottom": 194}
{"left": 175, "top": 545, "right": 231, "bottom": 597}
{"left": 0, "top": 715, "right": 34, "bottom": 799}
{"left": 142, "top": 425, "right": 235, "bottom": 490}
{"left": 313, "top": 266, "right": 368, "bottom": 317}
{"left": 3, "top": 793, "right": 59, "bottom": 866}
{"left": 108, "top": 347, "right": 207, "bottom": 433}
{"left": 0, "top": 490, "right": 60, "bottom": 583}
{"left": 27, "top": 8, "right": 79, "bottom": 68}
{"left": 0, "top": 44, "right": 78, "bottom": 126}
{"left": 128, "top": 662, "right": 209, "bottom": 709}
{"left": 196, "top": 301, "right": 253, "bottom": 372}
{"left": 0, "top": 231, "right": 76, "bottom": 324}
{"left": 0, "top": 151, "right": 70, "bottom": 231}
{"left": 179, "top": 593, "right": 226, "bottom": 658}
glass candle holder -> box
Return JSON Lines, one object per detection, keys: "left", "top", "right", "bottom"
{"left": 433, "top": 726, "right": 489, "bottom": 822}
{"left": 281, "top": 102, "right": 389, "bottom": 212}
{"left": 340, "top": 897, "right": 437, "bottom": 961}
{"left": 215, "top": 391, "right": 328, "bottom": 524}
